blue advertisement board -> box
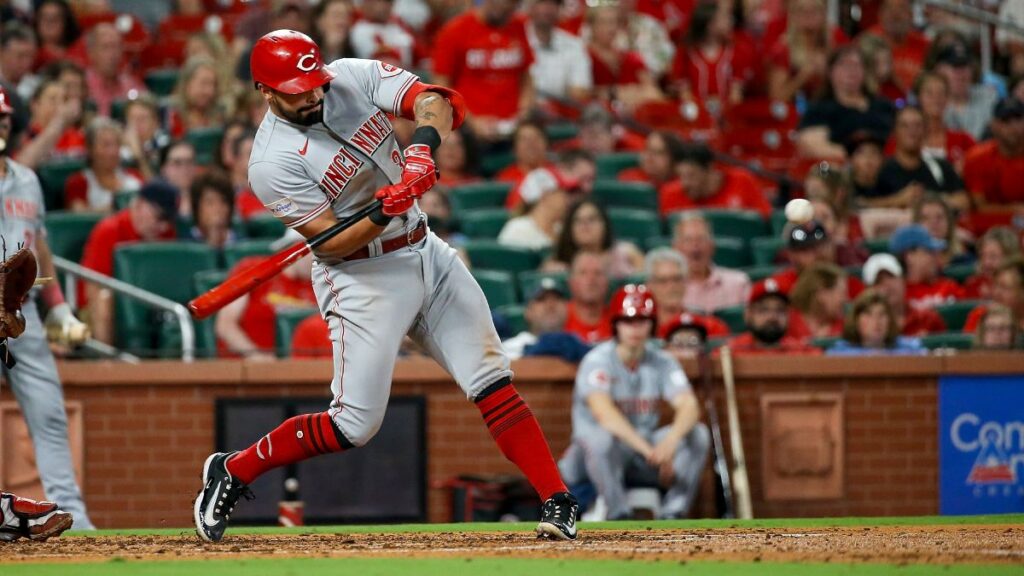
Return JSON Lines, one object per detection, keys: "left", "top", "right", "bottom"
{"left": 939, "top": 375, "right": 1024, "bottom": 515}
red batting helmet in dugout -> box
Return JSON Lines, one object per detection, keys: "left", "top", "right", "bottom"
{"left": 611, "top": 284, "right": 656, "bottom": 321}
{"left": 251, "top": 29, "right": 337, "bottom": 94}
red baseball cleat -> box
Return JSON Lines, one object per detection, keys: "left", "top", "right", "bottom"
{"left": 0, "top": 493, "right": 74, "bottom": 542}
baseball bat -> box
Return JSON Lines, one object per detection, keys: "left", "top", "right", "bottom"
{"left": 188, "top": 200, "right": 382, "bottom": 320}
{"left": 697, "top": 349, "right": 735, "bottom": 519}
{"left": 720, "top": 346, "right": 753, "bottom": 519}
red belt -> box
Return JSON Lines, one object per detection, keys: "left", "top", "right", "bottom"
{"left": 344, "top": 221, "right": 427, "bottom": 261}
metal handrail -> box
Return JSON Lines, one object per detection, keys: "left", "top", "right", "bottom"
{"left": 52, "top": 255, "right": 195, "bottom": 362}
{"left": 921, "top": 0, "right": 1024, "bottom": 35}
{"left": 921, "top": 0, "right": 1024, "bottom": 77}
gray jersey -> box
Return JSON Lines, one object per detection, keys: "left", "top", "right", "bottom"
{"left": 0, "top": 158, "right": 45, "bottom": 253}
{"left": 249, "top": 58, "right": 421, "bottom": 240}
{"left": 0, "top": 157, "right": 92, "bottom": 528}
{"left": 572, "top": 341, "right": 691, "bottom": 439}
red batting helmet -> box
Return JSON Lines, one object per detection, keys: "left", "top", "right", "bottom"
{"left": 250, "top": 29, "right": 336, "bottom": 94}
{"left": 610, "top": 284, "right": 656, "bottom": 333}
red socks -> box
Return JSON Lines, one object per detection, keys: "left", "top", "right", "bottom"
{"left": 226, "top": 412, "right": 344, "bottom": 485}
{"left": 476, "top": 382, "right": 567, "bottom": 501}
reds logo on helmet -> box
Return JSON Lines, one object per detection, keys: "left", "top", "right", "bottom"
{"left": 296, "top": 50, "right": 319, "bottom": 72}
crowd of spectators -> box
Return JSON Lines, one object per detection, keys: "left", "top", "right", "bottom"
{"left": 0, "top": 0, "right": 1019, "bottom": 358}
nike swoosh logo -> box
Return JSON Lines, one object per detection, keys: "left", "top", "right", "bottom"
{"left": 203, "top": 481, "right": 222, "bottom": 526}
{"left": 298, "top": 138, "right": 309, "bottom": 156}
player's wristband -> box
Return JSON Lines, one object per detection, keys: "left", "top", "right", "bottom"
{"left": 369, "top": 206, "right": 392, "bottom": 226}
{"left": 410, "top": 126, "right": 442, "bottom": 155}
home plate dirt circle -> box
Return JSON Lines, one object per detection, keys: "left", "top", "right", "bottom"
{"left": 2, "top": 525, "right": 1022, "bottom": 565}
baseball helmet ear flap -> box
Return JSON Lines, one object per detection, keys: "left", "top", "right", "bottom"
{"left": 251, "top": 29, "right": 337, "bottom": 94}
{"left": 610, "top": 284, "right": 657, "bottom": 337}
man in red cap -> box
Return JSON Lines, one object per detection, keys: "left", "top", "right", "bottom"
{"left": 727, "top": 279, "right": 821, "bottom": 354}
{"left": 195, "top": 29, "right": 576, "bottom": 543}
{"left": 559, "top": 285, "right": 709, "bottom": 520}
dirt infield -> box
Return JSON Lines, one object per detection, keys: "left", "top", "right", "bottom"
{"left": 2, "top": 524, "right": 1022, "bottom": 566}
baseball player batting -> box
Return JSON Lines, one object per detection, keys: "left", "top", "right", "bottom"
{"left": 0, "top": 86, "right": 93, "bottom": 533}
{"left": 194, "top": 30, "right": 577, "bottom": 542}
{"left": 559, "top": 285, "right": 709, "bottom": 520}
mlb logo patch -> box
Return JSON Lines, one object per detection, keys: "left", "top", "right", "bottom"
{"left": 266, "top": 197, "right": 298, "bottom": 218}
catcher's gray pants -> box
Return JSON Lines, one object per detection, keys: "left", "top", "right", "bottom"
{"left": 559, "top": 423, "right": 710, "bottom": 519}
{"left": 312, "top": 230, "right": 512, "bottom": 447}
{"left": 3, "top": 301, "right": 93, "bottom": 529}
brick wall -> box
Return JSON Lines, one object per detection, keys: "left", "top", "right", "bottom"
{"left": 1, "top": 354, "right": 1020, "bottom": 528}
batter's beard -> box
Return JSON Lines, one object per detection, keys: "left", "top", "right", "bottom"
{"left": 281, "top": 100, "right": 324, "bottom": 126}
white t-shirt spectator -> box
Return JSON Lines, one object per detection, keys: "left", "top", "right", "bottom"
{"left": 350, "top": 20, "right": 416, "bottom": 69}
{"left": 498, "top": 216, "right": 553, "bottom": 250}
{"left": 526, "top": 23, "right": 592, "bottom": 100}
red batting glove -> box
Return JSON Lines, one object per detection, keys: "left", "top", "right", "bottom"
{"left": 374, "top": 184, "right": 416, "bottom": 217}
{"left": 401, "top": 144, "right": 437, "bottom": 198}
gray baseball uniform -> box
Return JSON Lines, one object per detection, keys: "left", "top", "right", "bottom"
{"left": 559, "top": 340, "right": 709, "bottom": 519}
{"left": 0, "top": 158, "right": 93, "bottom": 529}
{"left": 250, "top": 59, "right": 511, "bottom": 447}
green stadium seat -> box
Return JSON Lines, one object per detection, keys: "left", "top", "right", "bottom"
{"left": 223, "top": 239, "right": 276, "bottom": 270}
{"left": 741, "top": 264, "right": 782, "bottom": 282}
{"left": 158, "top": 269, "right": 228, "bottom": 360}
{"left": 495, "top": 304, "right": 528, "bottom": 336}
{"left": 707, "top": 336, "right": 730, "bottom": 351}
{"left": 644, "top": 236, "right": 671, "bottom": 252}
{"left": 175, "top": 215, "right": 193, "bottom": 238}
{"left": 751, "top": 236, "right": 785, "bottom": 266}
{"left": 942, "top": 263, "right": 977, "bottom": 284}
{"left": 186, "top": 127, "right": 225, "bottom": 166}
{"left": 472, "top": 269, "right": 518, "bottom": 309}
{"left": 450, "top": 182, "right": 512, "bottom": 213}
{"left": 114, "top": 242, "right": 219, "bottom": 356}
{"left": 144, "top": 68, "right": 179, "bottom": 97}
{"left": 696, "top": 209, "right": 769, "bottom": 243}
{"left": 37, "top": 159, "right": 86, "bottom": 211}
{"left": 921, "top": 332, "right": 974, "bottom": 351}
{"left": 935, "top": 300, "right": 983, "bottom": 331}
{"left": 811, "top": 336, "right": 843, "bottom": 351}
{"left": 545, "top": 123, "right": 578, "bottom": 142}
{"left": 517, "top": 270, "right": 568, "bottom": 303}
{"left": 770, "top": 209, "right": 789, "bottom": 236}
{"left": 244, "top": 215, "right": 287, "bottom": 239}
{"left": 460, "top": 208, "right": 510, "bottom": 239}
{"left": 45, "top": 211, "right": 103, "bottom": 295}
{"left": 595, "top": 152, "right": 639, "bottom": 178}
{"left": 607, "top": 208, "right": 661, "bottom": 246}
{"left": 275, "top": 307, "right": 319, "bottom": 358}
{"left": 712, "top": 236, "right": 750, "bottom": 268}
{"left": 864, "top": 237, "right": 891, "bottom": 255}
{"left": 464, "top": 240, "right": 542, "bottom": 275}
{"left": 110, "top": 99, "right": 128, "bottom": 122}
{"left": 714, "top": 304, "right": 747, "bottom": 333}
{"left": 44, "top": 211, "right": 103, "bottom": 264}
{"left": 480, "top": 152, "right": 515, "bottom": 178}
{"left": 591, "top": 181, "right": 659, "bottom": 211}
{"left": 113, "top": 191, "right": 136, "bottom": 211}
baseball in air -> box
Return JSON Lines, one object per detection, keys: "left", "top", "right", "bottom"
{"left": 785, "top": 198, "right": 814, "bottom": 224}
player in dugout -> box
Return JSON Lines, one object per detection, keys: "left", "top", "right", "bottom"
{"left": 559, "top": 285, "right": 710, "bottom": 520}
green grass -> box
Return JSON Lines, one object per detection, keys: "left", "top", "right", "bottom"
{"left": 4, "top": 558, "right": 1023, "bottom": 576}
{"left": 66, "top": 514, "right": 1024, "bottom": 538}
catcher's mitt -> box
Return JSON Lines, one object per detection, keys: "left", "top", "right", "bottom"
{"left": 0, "top": 247, "right": 38, "bottom": 340}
